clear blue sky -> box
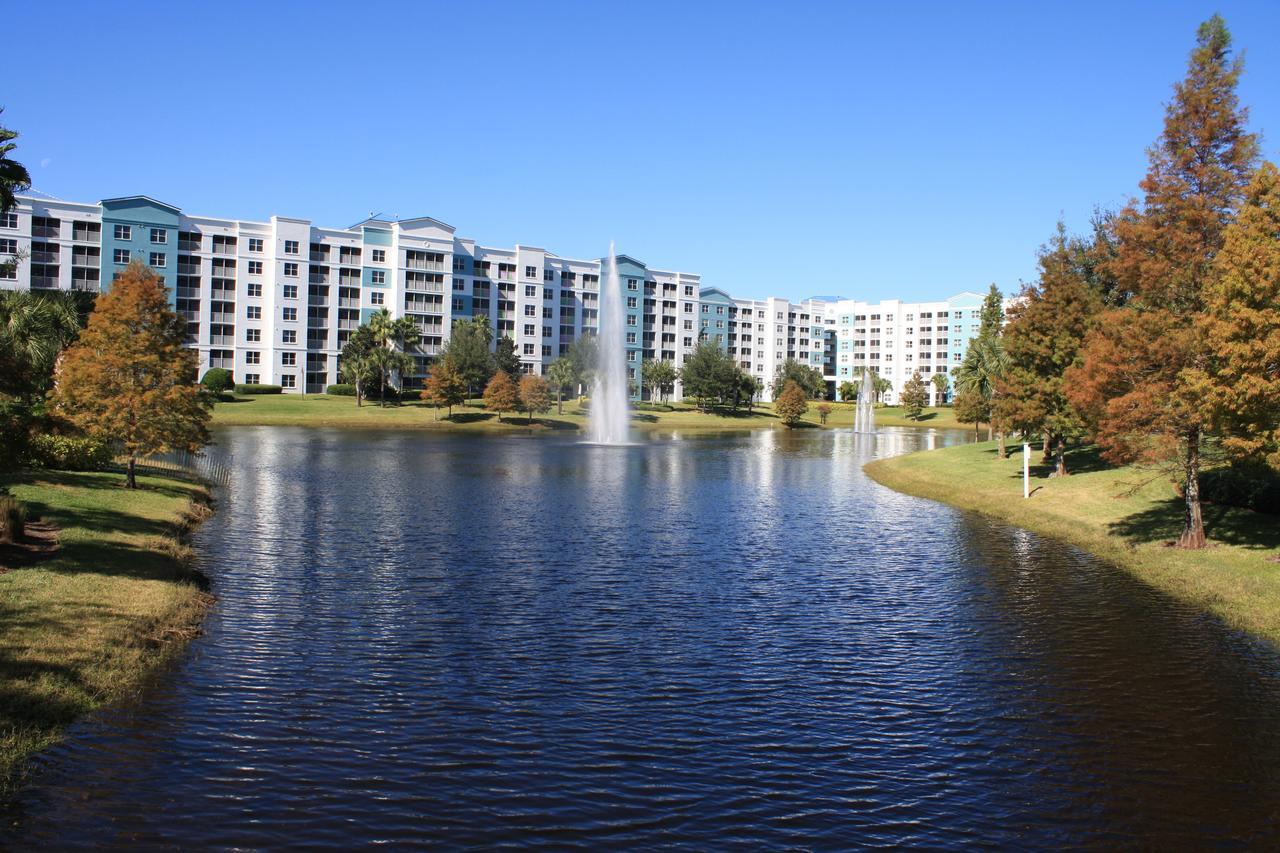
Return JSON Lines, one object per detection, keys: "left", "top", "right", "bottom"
{"left": 6, "top": 1, "right": 1278, "bottom": 301}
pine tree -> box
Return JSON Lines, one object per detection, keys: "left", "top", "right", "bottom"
{"left": 1067, "top": 15, "right": 1258, "bottom": 548}
{"left": 53, "top": 261, "right": 211, "bottom": 488}
{"left": 1198, "top": 161, "right": 1280, "bottom": 468}
{"left": 900, "top": 372, "right": 928, "bottom": 421}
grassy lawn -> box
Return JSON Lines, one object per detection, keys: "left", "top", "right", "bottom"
{"left": 212, "top": 393, "right": 964, "bottom": 433}
{"left": 0, "top": 470, "right": 212, "bottom": 780}
{"left": 865, "top": 441, "right": 1280, "bottom": 645}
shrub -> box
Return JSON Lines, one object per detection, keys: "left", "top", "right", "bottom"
{"left": 200, "top": 368, "right": 235, "bottom": 392}
{"left": 0, "top": 400, "right": 32, "bottom": 471}
{"left": 233, "top": 384, "right": 283, "bottom": 395}
{"left": 1201, "top": 463, "right": 1280, "bottom": 516}
{"left": 326, "top": 384, "right": 357, "bottom": 396}
{"left": 816, "top": 402, "right": 833, "bottom": 425}
{"left": 0, "top": 496, "right": 25, "bottom": 544}
{"left": 27, "top": 433, "right": 111, "bottom": 471}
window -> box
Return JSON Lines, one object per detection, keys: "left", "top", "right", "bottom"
{"left": 247, "top": 282, "right": 263, "bottom": 298}
{"left": 246, "top": 306, "right": 262, "bottom": 320}
{"left": 626, "top": 332, "right": 636, "bottom": 344}
{"left": 371, "top": 270, "right": 385, "bottom": 285}
{"left": 525, "top": 285, "right": 537, "bottom": 297}
{"left": 523, "top": 324, "right": 535, "bottom": 336}
{"left": 282, "top": 330, "right": 297, "bottom": 344}
{"left": 524, "top": 305, "right": 536, "bottom": 316}
{"left": 282, "top": 352, "right": 297, "bottom": 366}
{"left": 284, "top": 262, "right": 299, "bottom": 277}
{"left": 282, "top": 307, "right": 298, "bottom": 321}
{"left": 245, "top": 351, "right": 261, "bottom": 364}
{"left": 244, "top": 373, "right": 260, "bottom": 384}
{"left": 370, "top": 292, "right": 384, "bottom": 305}
{"left": 248, "top": 238, "right": 264, "bottom": 253}
{"left": 281, "top": 375, "right": 296, "bottom": 389}
{"left": 149, "top": 252, "right": 166, "bottom": 268}
{"left": 525, "top": 265, "right": 537, "bottom": 278}
{"left": 627, "top": 279, "right": 638, "bottom": 291}
{"left": 113, "top": 224, "right": 131, "bottom": 241}
{"left": 0, "top": 213, "right": 17, "bottom": 229}
{"left": 627, "top": 297, "right": 637, "bottom": 308}
{"left": 245, "top": 329, "right": 261, "bottom": 343}
{"left": 113, "top": 249, "right": 131, "bottom": 264}
{"left": 523, "top": 343, "right": 535, "bottom": 355}
{"left": 371, "top": 249, "right": 385, "bottom": 263}
{"left": 284, "top": 240, "right": 299, "bottom": 255}
{"left": 248, "top": 261, "right": 263, "bottom": 275}
{"left": 150, "top": 228, "right": 167, "bottom": 244}
{"left": 283, "top": 284, "right": 298, "bottom": 299}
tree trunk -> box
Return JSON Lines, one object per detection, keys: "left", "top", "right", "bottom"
{"left": 1055, "top": 434, "right": 1068, "bottom": 477}
{"left": 986, "top": 422, "right": 994, "bottom": 441}
{"left": 126, "top": 455, "right": 137, "bottom": 489}
{"left": 1178, "top": 433, "right": 1207, "bottom": 549}
{"left": 380, "top": 370, "right": 387, "bottom": 407}
{"left": 557, "top": 389, "right": 563, "bottom": 415}
{"left": 997, "top": 431, "right": 1007, "bottom": 459}
{"left": 1042, "top": 433, "right": 1052, "bottom": 465}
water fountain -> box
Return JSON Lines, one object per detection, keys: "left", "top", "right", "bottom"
{"left": 853, "top": 368, "right": 877, "bottom": 434}
{"left": 586, "top": 244, "right": 630, "bottom": 445}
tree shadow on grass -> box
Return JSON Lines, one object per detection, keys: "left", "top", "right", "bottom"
{"left": 534, "top": 418, "right": 580, "bottom": 431}
{"left": 446, "top": 412, "right": 497, "bottom": 424}
{"left": 1108, "top": 498, "right": 1280, "bottom": 551}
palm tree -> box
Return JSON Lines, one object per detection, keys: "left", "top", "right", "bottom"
{"left": 546, "top": 357, "right": 575, "bottom": 414}
{"left": 0, "top": 290, "right": 81, "bottom": 399}
{"left": 953, "top": 336, "right": 1009, "bottom": 443}
{"left": 0, "top": 109, "right": 31, "bottom": 218}
{"left": 367, "top": 308, "right": 422, "bottom": 405}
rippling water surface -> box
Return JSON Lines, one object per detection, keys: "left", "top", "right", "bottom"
{"left": 6, "top": 426, "right": 1280, "bottom": 848}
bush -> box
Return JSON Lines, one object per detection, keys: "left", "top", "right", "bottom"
{"left": 201, "top": 368, "right": 235, "bottom": 392}
{"left": 234, "top": 384, "right": 283, "bottom": 395}
{"left": 0, "top": 496, "right": 25, "bottom": 544}
{"left": 0, "top": 400, "right": 32, "bottom": 471}
{"left": 26, "top": 434, "right": 111, "bottom": 471}
{"left": 1201, "top": 463, "right": 1280, "bottom": 516}
{"left": 326, "top": 384, "right": 357, "bottom": 396}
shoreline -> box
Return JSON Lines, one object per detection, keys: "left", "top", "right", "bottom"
{"left": 212, "top": 394, "right": 966, "bottom": 433}
{"left": 864, "top": 441, "right": 1280, "bottom": 647}
{"left": 0, "top": 470, "right": 215, "bottom": 782}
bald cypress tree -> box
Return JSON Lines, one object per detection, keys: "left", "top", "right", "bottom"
{"left": 1068, "top": 15, "right": 1258, "bottom": 548}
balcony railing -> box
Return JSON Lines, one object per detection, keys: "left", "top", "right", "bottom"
{"left": 210, "top": 335, "right": 234, "bottom": 346}
{"left": 32, "top": 225, "right": 59, "bottom": 238}
{"left": 309, "top": 252, "right": 330, "bottom": 263}
{"left": 178, "top": 263, "right": 201, "bottom": 276}
{"left": 210, "top": 312, "right": 235, "bottom": 324}
{"left": 30, "top": 276, "right": 58, "bottom": 289}
{"left": 338, "top": 297, "right": 359, "bottom": 308}
{"left": 309, "top": 273, "right": 330, "bottom": 285}
{"left": 178, "top": 240, "right": 201, "bottom": 253}
{"left": 212, "top": 244, "right": 236, "bottom": 256}
{"left": 31, "top": 251, "right": 59, "bottom": 264}
{"left": 70, "top": 281, "right": 99, "bottom": 293}
{"left": 338, "top": 319, "right": 358, "bottom": 331}
{"left": 405, "top": 281, "right": 444, "bottom": 293}
{"left": 405, "top": 259, "right": 445, "bottom": 272}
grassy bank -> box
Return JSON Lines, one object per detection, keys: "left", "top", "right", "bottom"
{"left": 0, "top": 470, "right": 213, "bottom": 779}
{"left": 865, "top": 441, "right": 1280, "bottom": 645}
{"left": 213, "top": 393, "right": 964, "bottom": 433}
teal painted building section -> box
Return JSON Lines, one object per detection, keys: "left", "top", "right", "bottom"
{"left": 698, "top": 287, "right": 735, "bottom": 349}
{"left": 99, "top": 196, "right": 182, "bottom": 302}
{"left": 612, "top": 254, "right": 648, "bottom": 398}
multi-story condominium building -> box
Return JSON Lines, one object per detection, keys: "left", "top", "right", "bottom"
{"left": 826, "top": 292, "right": 996, "bottom": 405}
{"left": 698, "top": 289, "right": 831, "bottom": 402}
{"left": 0, "top": 195, "right": 699, "bottom": 395}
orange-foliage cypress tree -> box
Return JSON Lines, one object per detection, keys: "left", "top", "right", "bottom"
{"left": 54, "top": 261, "right": 211, "bottom": 488}
{"left": 1197, "top": 161, "right": 1280, "bottom": 468}
{"left": 1066, "top": 15, "right": 1257, "bottom": 548}
{"left": 482, "top": 370, "right": 519, "bottom": 423}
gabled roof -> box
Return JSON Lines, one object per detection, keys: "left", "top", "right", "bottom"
{"left": 611, "top": 253, "right": 647, "bottom": 269}
{"left": 100, "top": 195, "right": 181, "bottom": 214}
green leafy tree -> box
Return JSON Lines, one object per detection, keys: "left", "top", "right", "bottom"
{"left": 839, "top": 380, "right": 856, "bottom": 402}
{"left": 442, "top": 317, "right": 495, "bottom": 398}
{"left": 680, "top": 341, "right": 738, "bottom": 411}
{"left": 494, "top": 335, "right": 521, "bottom": 378}
{"left": 339, "top": 325, "right": 380, "bottom": 407}
{"left": 1067, "top": 15, "right": 1258, "bottom": 548}
{"left": 953, "top": 387, "right": 988, "bottom": 441}
{"left": 772, "top": 358, "right": 824, "bottom": 399}
{"left": 367, "top": 308, "right": 420, "bottom": 405}
{"left": 900, "top": 372, "right": 928, "bottom": 421}
{"left": 483, "top": 369, "right": 519, "bottom": 422}
{"left": 53, "top": 261, "right": 211, "bottom": 488}
{"left": 953, "top": 284, "right": 1009, "bottom": 452}
{"left": 518, "top": 373, "right": 551, "bottom": 423}
{"left": 567, "top": 335, "right": 598, "bottom": 395}
{"left": 200, "top": 367, "right": 235, "bottom": 393}
{"left": 546, "top": 357, "right": 576, "bottom": 414}
{"left": 0, "top": 290, "right": 81, "bottom": 401}
{"left": 641, "top": 358, "right": 678, "bottom": 403}
{"left": 873, "top": 374, "right": 892, "bottom": 404}
{"left": 774, "top": 380, "right": 808, "bottom": 427}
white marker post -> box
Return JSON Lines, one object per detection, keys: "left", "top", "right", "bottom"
{"left": 1023, "top": 442, "right": 1031, "bottom": 499}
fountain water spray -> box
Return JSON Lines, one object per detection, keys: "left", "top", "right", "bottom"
{"left": 853, "top": 369, "right": 877, "bottom": 435}
{"left": 586, "top": 244, "right": 630, "bottom": 444}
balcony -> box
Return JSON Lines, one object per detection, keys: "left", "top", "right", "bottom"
{"left": 210, "top": 312, "right": 236, "bottom": 325}
{"left": 405, "top": 280, "right": 444, "bottom": 294}
{"left": 212, "top": 244, "right": 236, "bottom": 256}
{"left": 32, "top": 225, "right": 59, "bottom": 239}
{"left": 30, "top": 276, "right": 58, "bottom": 289}
{"left": 309, "top": 273, "right": 330, "bottom": 285}
{"left": 405, "top": 259, "right": 445, "bottom": 272}
{"left": 178, "top": 240, "right": 201, "bottom": 253}
{"left": 308, "top": 315, "right": 330, "bottom": 328}
{"left": 210, "top": 335, "right": 234, "bottom": 347}
{"left": 338, "top": 318, "right": 358, "bottom": 331}
{"left": 309, "top": 252, "right": 330, "bottom": 263}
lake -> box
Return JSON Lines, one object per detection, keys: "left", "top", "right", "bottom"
{"left": 6, "top": 426, "right": 1280, "bottom": 847}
